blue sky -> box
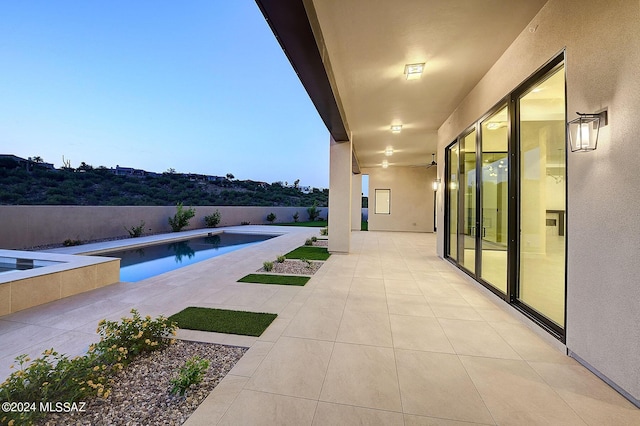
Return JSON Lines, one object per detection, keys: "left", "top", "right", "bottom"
{"left": 0, "top": 1, "right": 330, "bottom": 188}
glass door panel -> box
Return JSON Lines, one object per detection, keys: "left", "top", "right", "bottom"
{"left": 480, "top": 107, "right": 508, "bottom": 293}
{"left": 460, "top": 130, "right": 477, "bottom": 273}
{"left": 447, "top": 143, "right": 459, "bottom": 260}
{"left": 518, "top": 66, "right": 566, "bottom": 327}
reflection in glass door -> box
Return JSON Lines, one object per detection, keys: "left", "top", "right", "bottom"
{"left": 460, "top": 130, "right": 477, "bottom": 274}
{"left": 447, "top": 143, "right": 459, "bottom": 260}
{"left": 480, "top": 107, "right": 508, "bottom": 293}
{"left": 517, "top": 65, "right": 566, "bottom": 328}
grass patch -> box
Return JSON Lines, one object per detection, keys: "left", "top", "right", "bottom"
{"left": 168, "top": 307, "right": 277, "bottom": 337}
{"left": 238, "top": 274, "right": 310, "bottom": 286}
{"left": 285, "top": 246, "right": 331, "bottom": 260}
{"left": 270, "top": 220, "right": 328, "bottom": 227}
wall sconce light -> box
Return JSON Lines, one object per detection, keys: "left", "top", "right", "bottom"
{"left": 432, "top": 178, "right": 441, "bottom": 191}
{"left": 568, "top": 110, "right": 608, "bottom": 152}
{"left": 382, "top": 159, "right": 389, "bottom": 168}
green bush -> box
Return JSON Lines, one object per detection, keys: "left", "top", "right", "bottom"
{"left": 204, "top": 209, "right": 221, "bottom": 228}
{"left": 170, "top": 356, "right": 210, "bottom": 396}
{"left": 307, "top": 202, "right": 320, "bottom": 221}
{"left": 311, "top": 236, "right": 317, "bottom": 242}
{"left": 276, "top": 255, "right": 286, "bottom": 263}
{"left": 63, "top": 238, "right": 82, "bottom": 247}
{"left": 292, "top": 212, "right": 299, "bottom": 222}
{"left": 266, "top": 212, "right": 276, "bottom": 223}
{"left": 0, "top": 310, "right": 176, "bottom": 425}
{"left": 263, "top": 261, "right": 274, "bottom": 272}
{"left": 304, "top": 238, "right": 313, "bottom": 246}
{"left": 320, "top": 228, "right": 328, "bottom": 236}
{"left": 125, "top": 220, "right": 146, "bottom": 238}
{"left": 168, "top": 202, "right": 196, "bottom": 232}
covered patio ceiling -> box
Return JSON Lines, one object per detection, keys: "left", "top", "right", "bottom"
{"left": 257, "top": 0, "right": 548, "bottom": 170}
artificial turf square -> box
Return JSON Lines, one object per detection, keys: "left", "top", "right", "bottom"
{"left": 238, "top": 273, "right": 309, "bottom": 286}
{"left": 168, "top": 307, "right": 277, "bottom": 337}
{"left": 284, "top": 246, "right": 331, "bottom": 260}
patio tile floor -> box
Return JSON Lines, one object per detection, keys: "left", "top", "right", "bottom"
{"left": 1, "top": 229, "right": 639, "bottom": 425}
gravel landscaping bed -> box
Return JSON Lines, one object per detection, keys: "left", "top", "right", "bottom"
{"left": 39, "top": 340, "right": 247, "bottom": 426}
{"left": 259, "top": 259, "right": 323, "bottom": 275}
{"left": 312, "top": 240, "right": 328, "bottom": 247}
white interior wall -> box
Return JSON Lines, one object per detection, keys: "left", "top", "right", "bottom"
{"left": 362, "top": 166, "right": 435, "bottom": 232}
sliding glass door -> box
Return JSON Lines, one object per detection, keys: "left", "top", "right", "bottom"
{"left": 517, "top": 65, "right": 566, "bottom": 328}
{"left": 445, "top": 54, "right": 566, "bottom": 338}
{"left": 480, "top": 107, "right": 508, "bottom": 293}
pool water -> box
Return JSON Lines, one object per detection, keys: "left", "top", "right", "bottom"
{"left": 0, "top": 256, "right": 62, "bottom": 274}
{"left": 96, "top": 233, "right": 276, "bottom": 282}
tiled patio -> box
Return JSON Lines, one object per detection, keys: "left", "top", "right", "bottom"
{"left": 1, "top": 229, "right": 638, "bottom": 425}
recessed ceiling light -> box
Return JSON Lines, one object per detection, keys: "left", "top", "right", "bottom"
{"left": 382, "top": 159, "right": 389, "bottom": 168}
{"left": 390, "top": 124, "right": 402, "bottom": 133}
{"left": 404, "top": 63, "right": 425, "bottom": 80}
{"left": 385, "top": 147, "right": 394, "bottom": 156}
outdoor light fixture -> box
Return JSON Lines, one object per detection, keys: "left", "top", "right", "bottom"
{"left": 568, "top": 110, "right": 608, "bottom": 152}
{"left": 432, "top": 178, "right": 441, "bottom": 191}
{"left": 385, "top": 146, "right": 394, "bottom": 156}
{"left": 390, "top": 124, "right": 402, "bottom": 133}
{"left": 382, "top": 159, "right": 389, "bottom": 168}
{"left": 404, "top": 63, "right": 425, "bottom": 80}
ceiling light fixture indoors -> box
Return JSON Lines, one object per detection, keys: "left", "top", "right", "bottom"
{"left": 385, "top": 147, "right": 394, "bottom": 156}
{"left": 404, "top": 63, "right": 425, "bottom": 80}
{"left": 390, "top": 124, "right": 402, "bottom": 133}
{"left": 382, "top": 159, "right": 389, "bottom": 168}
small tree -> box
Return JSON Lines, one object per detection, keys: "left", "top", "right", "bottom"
{"left": 292, "top": 212, "right": 299, "bottom": 223}
{"left": 125, "top": 221, "right": 146, "bottom": 238}
{"left": 307, "top": 202, "right": 320, "bottom": 221}
{"left": 204, "top": 210, "right": 221, "bottom": 228}
{"left": 169, "top": 203, "right": 196, "bottom": 232}
{"left": 226, "top": 173, "right": 235, "bottom": 180}
{"left": 266, "top": 212, "right": 276, "bottom": 223}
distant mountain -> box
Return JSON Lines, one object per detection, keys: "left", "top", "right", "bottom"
{"left": 0, "top": 156, "right": 327, "bottom": 207}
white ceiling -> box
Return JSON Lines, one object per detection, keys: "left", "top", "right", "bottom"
{"left": 310, "top": 0, "right": 549, "bottom": 169}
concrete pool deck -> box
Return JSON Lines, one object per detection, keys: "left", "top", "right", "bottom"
{"left": 1, "top": 229, "right": 639, "bottom": 424}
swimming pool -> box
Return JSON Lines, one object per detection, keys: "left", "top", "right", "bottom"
{"left": 94, "top": 232, "right": 276, "bottom": 282}
{"left": 0, "top": 256, "right": 63, "bottom": 275}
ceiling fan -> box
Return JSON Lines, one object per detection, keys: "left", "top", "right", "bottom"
{"left": 425, "top": 153, "right": 437, "bottom": 168}
{"left": 411, "top": 153, "right": 437, "bottom": 168}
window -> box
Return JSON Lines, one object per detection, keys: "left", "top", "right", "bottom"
{"left": 374, "top": 189, "right": 390, "bottom": 214}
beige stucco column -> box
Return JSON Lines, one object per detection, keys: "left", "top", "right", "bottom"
{"left": 351, "top": 173, "right": 362, "bottom": 231}
{"left": 328, "top": 135, "right": 352, "bottom": 253}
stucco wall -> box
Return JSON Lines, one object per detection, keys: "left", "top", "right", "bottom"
{"left": 0, "top": 205, "right": 327, "bottom": 249}
{"left": 362, "top": 166, "right": 435, "bottom": 233}
{"left": 436, "top": 0, "right": 640, "bottom": 402}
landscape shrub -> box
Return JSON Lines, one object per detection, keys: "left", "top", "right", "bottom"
{"left": 263, "top": 261, "right": 274, "bottom": 272}
{"left": 276, "top": 255, "right": 286, "bottom": 263}
{"left": 292, "top": 212, "right": 299, "bottom": 222}
{"left": 0, "top": 310, "right": 176, "bottom": 425}
{"left": 62, "top": 238, "right": 82, "bottom": 247}
{"left": 311, "top": 236, "right": 317, "bottom": 242}
{"left": 170, "top": 356, "right": 210, "bottom": 396}
{"left": 320, "top": 228, "right": 328, "bottom": 236}
{"left": 307, "top": 202, "right": 320, "bottom": 221}
{"left": 304, "top": 238, "right": 313, "bottom": 246}
{"left": 266, "top": 212, "right": 276, "bottom": 223}
{"left": 204, "top": 209, "right": 221, "bottom": 228}
{"left": 168, "top": 203, "right": 196, "bottom": 232}
{"left": 125, "top": 220, "right": 146, "bottom": 238}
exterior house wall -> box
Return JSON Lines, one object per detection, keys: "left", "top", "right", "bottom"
{"left": 0, "top": 205, "right": 327, "bottom": 249}
{"left": 436, "top": 0, "right": 640, "bottom": 402}
{"left": 362, "top": 166, "right": 435, "bottom": 233}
